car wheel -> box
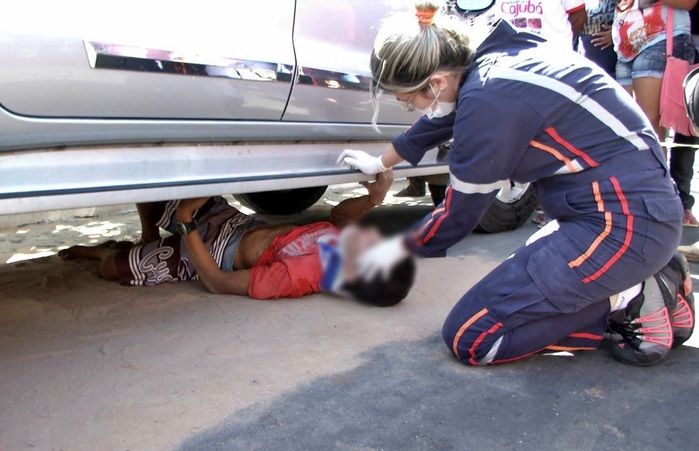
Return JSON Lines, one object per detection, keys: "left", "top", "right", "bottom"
{"left": 233, "top": 186, "right": 327, "bottom": 215}
{"left": 428, "top": 182, "right": 537, "bottom": 234}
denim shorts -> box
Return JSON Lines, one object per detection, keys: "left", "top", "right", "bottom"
{"left": 616, "top": 33, "right": 695, "bottom": 86}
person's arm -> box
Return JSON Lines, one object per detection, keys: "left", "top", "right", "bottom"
{"left": 337, "top": 113, "right": 455, "bottom": 174}
{"left": 568, "top": 8, "right": 588, "bottom": 36}
{"left": 408, "top": 90, "right": 544, "bottom": 258}
{"left": 379, "top": 145, "right": 404, "bottom": 170}
{"left": 329, "top": 171, "right": 394, "bottom": 227}
{"left": 176, "top": 198, "right": 250, "bottom": 295}
{"left": 390, "top": 113, "right": 456, "bottom": 166}
{"left": 563, "top": 0, "right": 587, "bottom": 36}
{"left": 663, "top": 0, "right": 698, "bottom": 10}
{"left": 406, "top": 187, "right": 498, "bottom": 257}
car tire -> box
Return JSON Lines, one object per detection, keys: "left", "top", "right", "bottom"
{"left": 233, "top": 186, "right": 327, "bottom": 215}
{"left": 428, "top": 182, "right": 537, "bottom": 234}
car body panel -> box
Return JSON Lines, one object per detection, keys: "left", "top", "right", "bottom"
{"left": 0, "top": 1, "right": 295, "bottom": 120}
{"left": 0, "top": 142, "right": 447, "bottom": 214}
{"left": 0, "top": 0, "right": 447, "bottom": 215}
{"left": 0, "top": 99, "right": 414, "bottom": 151}
{"left": 283, "top": 0, "right": 417, "bottom": 124}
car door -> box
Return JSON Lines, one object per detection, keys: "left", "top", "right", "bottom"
{"left": 283, "top": 0, "right": 418, "bottom": 125}
{"left": 0, "top": 0, "right": 295, "bottom": 120}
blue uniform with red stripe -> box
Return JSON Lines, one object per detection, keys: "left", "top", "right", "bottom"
{"left": 394, "top": 21, "right": 683, "bottom": 365}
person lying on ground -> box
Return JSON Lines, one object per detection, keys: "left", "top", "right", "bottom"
{"left": 60, "top": 171, "right": 415, "bottom": 306}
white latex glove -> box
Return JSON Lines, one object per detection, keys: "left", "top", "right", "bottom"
{"left": 357, "top": 235, "right": 411, "bottom": 281}
{"left": 337, "top": 149, "right": 388, "bottom": 175}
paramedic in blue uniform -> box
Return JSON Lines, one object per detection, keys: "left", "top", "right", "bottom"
{"left": 338, "top": 1, "right": 694, "bottom": 366}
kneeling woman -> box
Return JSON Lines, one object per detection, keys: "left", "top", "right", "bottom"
{"left": 339, "top": 1, "right": 694, "bottom": 365}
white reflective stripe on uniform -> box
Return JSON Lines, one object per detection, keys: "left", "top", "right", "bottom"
{"left": 479, "top": 336, "right": 503, "bottom": 365}
{"left": 491, "top": 68, "right": 652, "bottom": 151}
{"left": 525, "top": 219, "right": 560, "bottom": 246}
{"left": 449, "top": 173, "right": 510, "bottom": 194}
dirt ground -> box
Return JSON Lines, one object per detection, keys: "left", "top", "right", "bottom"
{"left": 1, "top": 180, "right": 698, "bottom": 450}
{"left": 0, "top": 181, "right": 449, "bottom": 449}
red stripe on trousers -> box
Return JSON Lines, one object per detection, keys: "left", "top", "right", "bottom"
{"left": 414, "top": 198, "right": 447, "bottom": 238}
{"left": 451, "top": 308, "right": 489, "bottom": 359}
{"left": 421, "top": 187, "right": 453, "bottom": 244}
{"left": 582, "top": 176, "right": 634, "bottom": 284}
{"left": 568, "top": 332, "right": 603, "bottom": 341}
{"left": 491, "top": 347, "right": 546, "bottom": 365}
{"left": 468, "top": 322, "right": 503, "bottom": 365}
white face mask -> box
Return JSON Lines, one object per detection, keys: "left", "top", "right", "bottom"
{"left": 428, "top": 100, "right": 456, "bottom": 119}
{"left": 417, "top": 84, "right": 456, "bottom": 119}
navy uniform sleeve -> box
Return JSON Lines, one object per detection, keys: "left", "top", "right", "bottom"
{"left": 407, "top": 90, "right": 544, "bottom": 257}
{"left": 391, "top": 113, "right": 456, "bottom": 166}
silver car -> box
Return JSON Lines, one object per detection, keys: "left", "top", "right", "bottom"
{"left": 0, "top": 0, "right": 534, "bottom": 231}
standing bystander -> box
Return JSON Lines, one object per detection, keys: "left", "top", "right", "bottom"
{"left": 581, "top": 0, "right": 618, "bottom": 76}
{"left": 495, "top": 0, "right": 587, "bottom": 48}
{"left": 609, "top": 1, "right": 697, "bottom": 139}
{"left": 671, "top": 4, "right": 699, "bottom": 226}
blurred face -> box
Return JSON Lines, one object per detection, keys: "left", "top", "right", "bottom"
{"left": 339, "top": 225, "right": 382, "bottom": 282}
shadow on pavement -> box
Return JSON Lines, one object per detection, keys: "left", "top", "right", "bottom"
{"left": 178, "top": 333, "right": 699, "bottom": 451}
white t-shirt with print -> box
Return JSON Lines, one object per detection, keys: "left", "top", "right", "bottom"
{"left": 496, "top": 0, "right": 586, "bottom": 48}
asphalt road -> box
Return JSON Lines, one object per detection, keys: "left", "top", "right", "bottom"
{"left": 1, "top": 185, "right": 698, "bottom": 450}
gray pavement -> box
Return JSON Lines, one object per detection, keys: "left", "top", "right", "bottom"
{"left": 180, "top": 336, "right": 699, "bottom": 451}
{"left": 1, "top": 182, "right": 699, "bottom": 450}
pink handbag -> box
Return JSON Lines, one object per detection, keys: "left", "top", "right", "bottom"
{"left": 659, "top": 10, "right": 699, "bottom": 136}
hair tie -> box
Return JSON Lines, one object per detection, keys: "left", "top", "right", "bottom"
{"left": 415, "top": 7, "right": 436, "bottom": 26}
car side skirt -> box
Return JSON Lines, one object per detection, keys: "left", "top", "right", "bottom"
{"left": 0, "top": 142, "right": 448, "bottom": 214}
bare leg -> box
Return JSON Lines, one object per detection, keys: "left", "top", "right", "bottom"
{"left": 58, "top": 240, "right": 133, "bottom": 260}
{"left": 97, "top": 248, "right": 122, "bottom": 281}
{"left": 58, "top": 243, "right": 125, "bottom": 281}
{"left": 631, "top": 77, "right": 664, "bottom": 137}
{"left": 136, "top": 201, "right": 168, "bottom": 242}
